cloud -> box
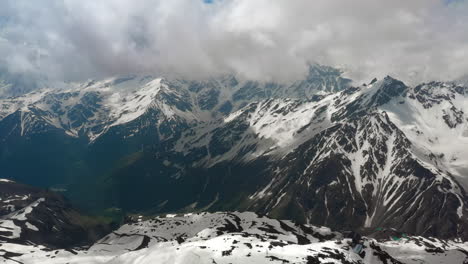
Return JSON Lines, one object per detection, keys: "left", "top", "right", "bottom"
{"left": 1, "top": 0, "right": 468, "bottom": 85}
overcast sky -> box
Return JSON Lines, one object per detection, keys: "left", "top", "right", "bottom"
{"left": 1, "top": 0, "right": 468, "bottom": 84}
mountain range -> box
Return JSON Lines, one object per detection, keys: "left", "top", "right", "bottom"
{"left": 2, "top": 65, "right": 468, "bottom": 263}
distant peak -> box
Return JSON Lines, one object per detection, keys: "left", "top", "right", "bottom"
{"left": 383, "top": 75, "right": 401, "bottom": 83}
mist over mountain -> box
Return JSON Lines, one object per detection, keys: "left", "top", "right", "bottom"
{"left": 2, "top": 0, "right": 468, "bottom": 90}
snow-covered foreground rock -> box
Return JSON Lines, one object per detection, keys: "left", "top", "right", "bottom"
{"left": 2, "top": 211, "right": 468, "bottom": 264}
{"left": 0, "top": 179, "right": 110, "bottom": 263}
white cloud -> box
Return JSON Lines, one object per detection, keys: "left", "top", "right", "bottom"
{"left": 1, "top": 0, "right": 468, "bottom": 85}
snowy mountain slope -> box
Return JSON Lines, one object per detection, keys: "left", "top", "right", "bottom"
{"left": 0, "top": 76, "right": 205, "bottom": 189}
{"left": 0, "top": 65, "right": 349, "bottom": 142}
{"left": 0, "top": 76, "right": 197, "bottom": 140}
{"left": 381, "top": 82, "right": 468, "bottom": 189}
{"left": 171, "top": 76, "right": 466, "bottom": 180}
{"left": 118, "top": 76, "right": 468, "bottom": 239}
{"left": 244, "top": 111, "right": 468, "bottom": 238}
{"left": 2, "top": 210, "right": 468, "bottom": 264}
{"left": 174, "top": 77, "right": 409, "bottom": 165}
